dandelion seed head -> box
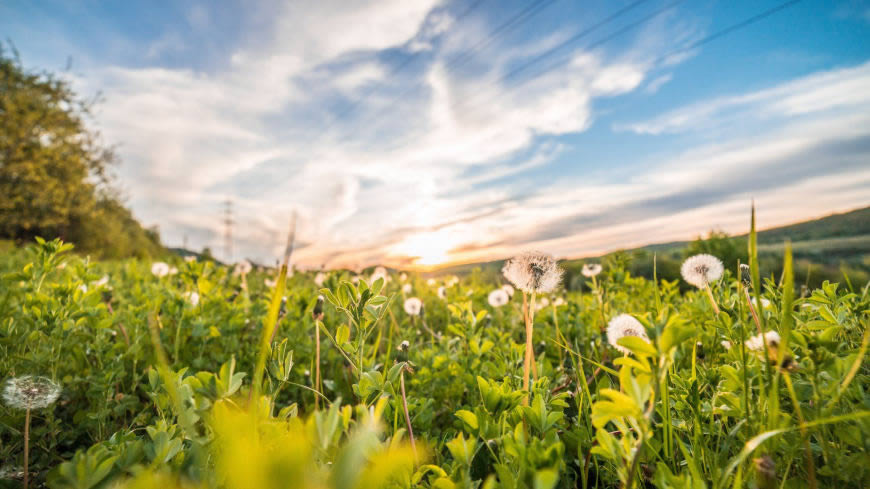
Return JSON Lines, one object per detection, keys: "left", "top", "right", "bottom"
{"left": 488, "top": 288, "right": 509, "bottom": 308}
{"left": 502, "top": 251, "right": 562, "bottom": 293}
{"left": 151, "top": 262, "right": 170, "bottom": 277}
{"left": 371, "top": 266, "right": 390, "bottom": 284}
{"left": 404, "top": 297, "right": 423, "bottom": 316}
{"left": 581, "top": 263, "right": 602, "bottom": 278}
{"left": 501, "top": 284, "right": 515, "bottom": 297}
{"left": 264, "top": 278, "right": 276, "bottom": 288}
{"left": 2, "top": 376, "right": 61, "bottom": 410}
{"left": 426, "top": 278, "right": 436, "bottom": 287}
{"left": 234, "top": 260, "right": 252, "bottom": 276}
{"left": 402, "top": 283, "right": 412, "bottom": 294}
{"left": 399, "top": 340, "right": 410, "bottom": 351}
{"left": 185, "top": 291, "right": 200, "bottom": 306}
{"left": 680, "top": 254, "right": 724, "bottom": 289}
{"left": 606, "top": 314, "right": 650, "bottom": 355}
{"left": 0, "top": 466, "right": 24, "bottom": 480}
{"left": 553, "top": 297, "right": 565, "bottom": 307}
{"left": 437, "top": 286, "right": 447, "bottom": 300}
{"left": 745, "top": 331, "right": 780, "bottom": 351}
{"left": 314, "top": 272, "right": 327, "bottom": 287}
{"left": 399, "top": 273, "right": 408, "bottom": 282}
{"left": 94, "top": 275, "right": 110, "bottom": 288}
{"left": 721, "top": 340, "right": 732, "bottom": 350}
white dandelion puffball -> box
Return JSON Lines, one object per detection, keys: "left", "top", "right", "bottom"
{"left": 680, "top": 254, "right": 724, "bottom": 288}
{"left": 402, "top": 283, "right": 412, "bottom": 294}
{"left": 760, "top": 298, "right": 771, "bottom": 309}
{"left": 404, "top": 297, "right": 423, "bottom": 316}
{"left": 94, "top": 275, "right": 110, "bottom": 288}
{"left": 553, "top": 297, "right": 565, "bottom": 307}
{"left": 721, "top": 340, "right": 732, "bottom": 350}
{"left": 502, "top": 251, "right": 563, "bottom": 293}
{"left": 399, "top": 273, "right": 408, "bottom": 282}
{"left": 427, "top": 278, "right": 436, "bottom": 287}
{"left": 185, "top": 291, "right": 200, "bottom": 306}
{"left": 314, "top": 272, "right": 327, "bottom": 287}
{"left": 488, "top": 288, "right": 509, "bottom": 308}
{"left": 371, "top": 266, "right": 389, "bottom": 284}
{"left": 184, "top": 255, "right": 196, "bottom": 263}
{"left": 448, "top": 276, "right": 459, "bottom": 287}
{"left": 581, "top": 263, "right": 602, "bottom": 278}
{"left": 264, "top": 278, "right": 276, "bottom": 288}
{"left": 77, "top": 284, "right": 88, "bottom": 293}
{"left": 501, "top": 284, "right": 515, "bottom": 297}
{"left": 151, "top": 262, "right": 170, "bottom": 277}
{"left": 437, "top": 286, "right": 447, "bottom": 300}
{"left": 745, "top": 331, "right": 781, "bottom": 351}
{"left": 536, "top": 297, "right": 550, "bottom": 311}
{"left": 399, "top": 340, "right": 410, "bottom": 351}
{"left": 235, "top": 260, "right": 252, "bottom": 275}
{"left": 2, "top": 376, "right": 61, "bottom": 410}
{"left": 606, "top": 314, "right": 650, "bottom": 355}
{"left": 169, "top": 266, "right": 179, "bottom": 275}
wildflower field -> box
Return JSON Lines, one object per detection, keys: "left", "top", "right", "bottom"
{"left": 1, "top": 217, "right": 868, "bottom": 489}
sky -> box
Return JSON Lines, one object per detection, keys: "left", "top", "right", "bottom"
{"left": 3, "top": 0, "right": 870, "bottom": 269}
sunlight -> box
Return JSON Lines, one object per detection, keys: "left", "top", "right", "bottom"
{"left": 392, "top": 230, "right": 459, "bottom": 267}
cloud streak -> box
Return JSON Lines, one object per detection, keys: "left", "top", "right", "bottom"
{"left": 47, "top": 1, "right": 870, "bottom": 269}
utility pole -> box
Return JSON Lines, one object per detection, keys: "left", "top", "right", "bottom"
{"left": 223, "top": 199, "right": 233, "bottom": 263}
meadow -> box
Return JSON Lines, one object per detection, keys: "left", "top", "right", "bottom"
{"left": 1, "top": 215, "right": 868, "bottom": 489}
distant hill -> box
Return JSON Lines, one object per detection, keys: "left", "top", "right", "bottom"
{"left": 429, "top": 206, "right": 870, "bottom": 288}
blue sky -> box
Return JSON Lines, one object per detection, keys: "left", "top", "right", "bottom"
{"left": 3, "top": 0, "right": 870, "bottom": 268}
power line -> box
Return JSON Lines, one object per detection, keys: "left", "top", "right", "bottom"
{"left": 318, "top": 0, "right": 560, "bottom": 146}
{"left": 448, "top": 0, "right": 684, "bottom": 116}
{"left": 446, "top": 0, "right": 560, "bottom": 71}
{"left": 651, "top": 0, "right": 802, "bottom": 67}
{"left": 318, "top": 0, "right": 489, "bottom": 135}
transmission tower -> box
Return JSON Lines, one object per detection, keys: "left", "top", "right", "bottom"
{"left": 223, "top": 199, "right": 233, "bottom": 262}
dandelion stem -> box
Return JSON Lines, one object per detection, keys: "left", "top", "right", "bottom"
{"left": 704, "top": 283, "right": 720, "bottom": 315}
{"left": 522, "top": 292, "right": 535, "bottom": 406}
{"left": 315, "top": 322, "right": 321, "bottom": 411}
{"left": 784, "top": 372, "right": 817, "bottom": 489}
{"left": 23, "top": 407, "right": 30, "bottom": 489}
{"left": 399, "top": 367, "right": 418, "bottom": 463}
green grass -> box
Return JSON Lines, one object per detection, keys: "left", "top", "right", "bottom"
{"left": 0, "top": 237, "right": 868, "bottom": 489}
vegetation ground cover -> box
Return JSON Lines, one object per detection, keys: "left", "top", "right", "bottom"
{"left": 1, "top": 212, "right": 868, "bottom": 489}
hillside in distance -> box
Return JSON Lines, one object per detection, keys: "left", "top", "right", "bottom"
{"left": 432, "top": 205, "right": 870, "bottom": 290}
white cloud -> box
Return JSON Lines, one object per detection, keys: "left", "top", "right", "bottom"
{"left": 63, "top": 2, "right": 870, "bottom": 269}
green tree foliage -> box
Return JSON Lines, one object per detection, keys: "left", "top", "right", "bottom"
{"left": 0, "top": 43, "right": 163, "bottom": 258}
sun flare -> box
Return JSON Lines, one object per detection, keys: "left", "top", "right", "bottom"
{"left": 393, "top": 231, "right": 459, "bottom": 267}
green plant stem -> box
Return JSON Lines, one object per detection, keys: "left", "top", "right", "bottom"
{"left": 24, "top": 407, "right": 30, "bottom": 489}
{"left": 783, "top": 373, "right": 816, "bottom": 489}
{"left": 399, "top": 368, "right": 418, "bottom": 463}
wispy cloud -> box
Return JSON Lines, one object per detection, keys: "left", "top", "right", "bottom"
{"left": 48, "top": 1, "right": 870, "bottom": 268}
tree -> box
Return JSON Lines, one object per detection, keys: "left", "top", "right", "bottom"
{"left": 0, "top": 43, "right": 162, "bottom": 257}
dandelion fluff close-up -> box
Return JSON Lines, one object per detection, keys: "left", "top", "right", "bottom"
{"left": 606, "top": 314, "right": 650, "bottom": 355}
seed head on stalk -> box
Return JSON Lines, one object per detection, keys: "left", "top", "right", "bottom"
{"left": 3, "top": 376, "right": 60, "bottom": 489}
{"left": 502, "top": 251, "right": 562, "bottom": 294}
{"left": 151, "top": 261, "right": 170, "bottom": 277}
{"left": 606, "top": 314, "right": 650, "bottom": 355}
{"left": 3, "top": 376, "right": 60, "bottom": 411}
{"left": 403, "top": 297, "right": 423, "bottom": 316}
{"left": 681, "top": 254, "right": 724, "bottom": 314}
{"left": 581, "top": 263, "right": 602, "bottom": 278}
{"left": 487, "top": 288, "right": 509, "bottom": 307}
